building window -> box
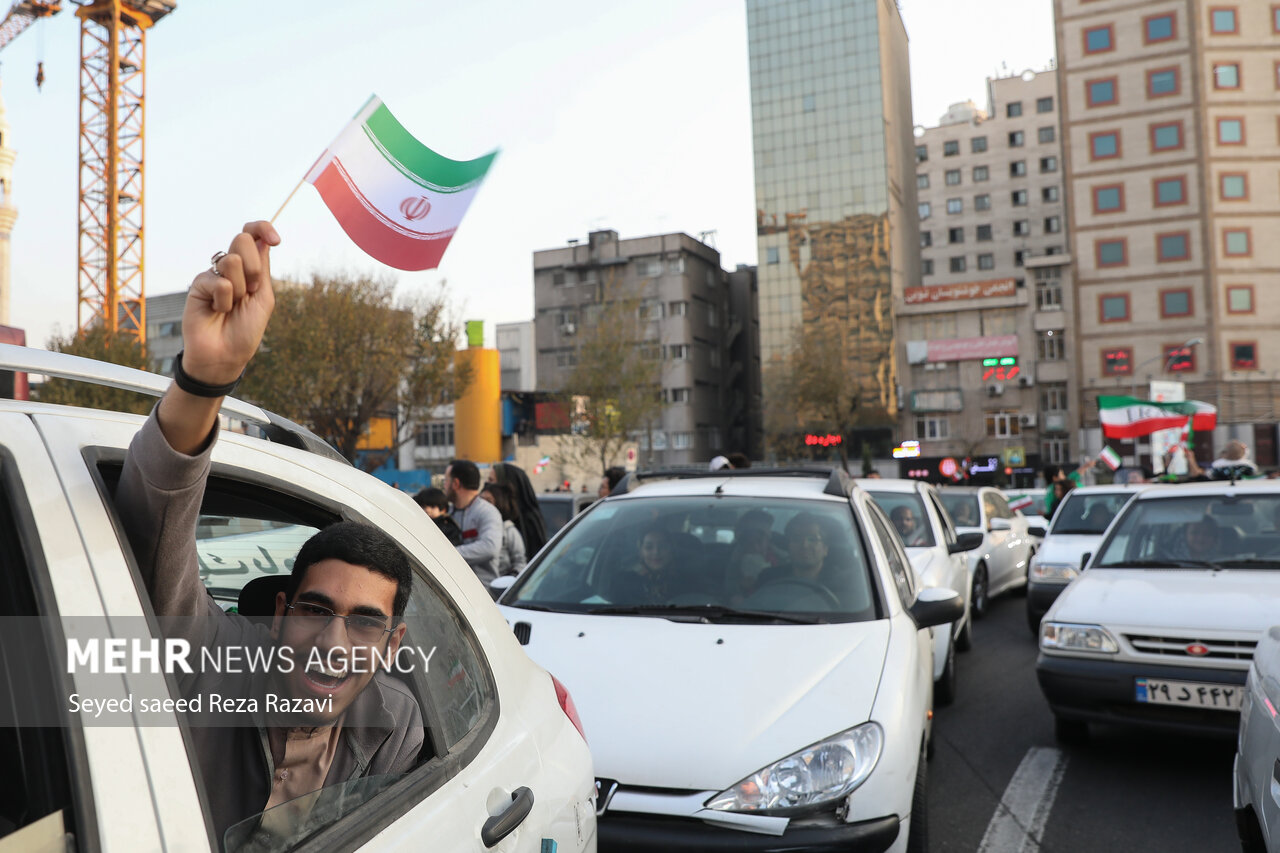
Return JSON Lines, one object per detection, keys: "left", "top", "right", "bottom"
{"left": 766, "top": 246, "right": 780, "bottom": 264}
{"left": 667, "top": 388, "right": 691, "bottom": 404}
{"left": 920, "top": 231, "right": 932, "bottom": 248}
{"left": 971, "top": 136, "right": 988, "bottom": 153}
{"left": 1038, "top": 330, "right": 1065, "bottom": 361}
{"left": 1043, "top": 437, "right": 1069, "bottom": 464}
{"left": 1144, "top": 12, "right": 1176, "bottom": 42}
{"left": 1042, "top": 186, "right": 1060, "bottom": 202}
{"left": 1210, "top": 7, "right": 1238, "bottom": 34}
{"left": 1151, "top": 121, "right": 1183, "bottom": 151}
{"left": 1010, "top": 160, "right": 1027, "bottom": 177}
{"left": 802, "top": 94, "right": 816, "bottom": 112}
{"left": 1084, "top": 24, "right": 1114, "bottom": 53}
{"left": 1038, "top": 126, "right": 1055, "bottom": 144}
{"left": 915, "top": 416, "right": 951, "bottom": 440}
{"left": 1041, "top": 383, "right": 1069, "bottom": 412}
{"left": 1040, "top": 156, "right": 1058, "bottom": 173}
{"left": 945, "top": 169, "right": 962, "bottom": 186}
{"left": 1224, "top": 229, "right": 1251, "bottom": 256}
{"left": 1035, "top": 269, "right": 1063, "bottom": 311}
{"left": 918, "top": 202, "right": 931, "bottom": 219}
{"left": 1011, "top": 190, "right": 1028, "bottom": 206}
{"left": 916, "top": 145, "right": 928, "bottom": 163}
{"left": 948, "top": 227, "right": 964, "bottom": 244}
{"left": 1100, "top": 294, "right": 1130, "bottom": 322}
{"left": 973, "top": 165, "right": 989, "bottom": 182}
{"left": 922, "top": 259, "right": 934, "bottom": 276}
{"left": 706, "top": 303, "right": 720, "bottom": 328}
{"left": 976, "top": 224, "right": 993, "bottom": 241}
{"left": 1036, "top": 96, "right": 1054, "bottom": 113}
{"left": 917, "top": 173, "right": 930, "bottom": 189}
{"left": 1014, "top": 250, "right": 1025, "bottom": 267}
{"left": 1160, "top": 289, "right": 1193, "bottom": 318}
{"left": 950, "top": 256, "right": 967, "bottom": 273}
{"left": 1009, "top": 130, "right": 1025, "bottom": 148}
{"left": 1044, "top": 216, "right": 1062, "bottom": 233}
{"left": 666, "top": 343, "right": 689, "bottom": 360}
{"left": 1102, "top": 347, "right": 1133, "bottom": 376}
{"left": 986, "top": 411, "right": 1022, "bottom": 439}
{"left": 1007, "top": 101, "right": 1023, "bottom": 118}
{"left": 1220, "top": 173, "right": 1247, "bottom": 200}
{"left": 1231, "top": 342, "right": 1258, "bottom": 370}
{"left": 947, "top": 198, "right": 963, "bottom": 214}
{"left": 1146, "top": 67, "right": 1180, "bottom": 97}
{"left": 1154, "top": 176, "right": 1186, "bottom": 206}
{"left": 977, "top": 253, "right": 995, "bottom": 270}
{"left": 1157, "top": 231, "right": 1190, "bottom": 261}
{"left": 1217, "top": 117, "right": 1244, "bottom": 144}
{"left": 1090, "top": 131, "right": 1120, "bottom": 160}
{"left": 1087, "top": 78, "right": 1118, "bottom": 107}
{"left": 1214, "top": 63, "right": 1240, "bottom": 89}
{"left": 944, "top": 140, "right": 960, "bottom": 156}
{"left": 669, "top": 300, "right": 688, "bottom": 316}
{"left": 1097, "top": 238, "right": 1128, "bottom": 267}
{"left": 552, "top": 270, "right": 568, "bottom": 286}
{"left": 975, "top": 194, "right": 991, "bottom": 211}
{"left": 1274, "top": 5, "right": 1280, "bottom": 32}
{"left": 1093, "top": 184, "right": 1124, "bottom": 212}
{"left": 671, "top": 431, "right": 693, "bottom": 450}
{"left": 1013, "top": 220, "right": 1030, "bottom": 237}
{"left": 1227, "top": 285, "right": 1254, "bottom": 314}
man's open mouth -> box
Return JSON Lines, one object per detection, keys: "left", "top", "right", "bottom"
{"left": 304, "top": 662, "right": 351, "bottom": 690}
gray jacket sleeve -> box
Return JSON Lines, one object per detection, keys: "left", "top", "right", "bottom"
{"left": 455, "top": 501, "right": 503, "bottom": 565}
{"left": 505, "top": 525, "right": 527, "bottom": 575}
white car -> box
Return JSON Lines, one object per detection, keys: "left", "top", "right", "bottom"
{"left": 1036, "top": 480, "right": 1280, "bottom": 744}
{"left": 0, "top": 345, "right": 596, "bottom": 853}
{"left": 1235, "top": 625, "right": 1280, "bottom": 852}
{"left": 498, "top": 468, "right": 963, "bottom": 851}
{"left": 860, "top": 478, "right": 982, "bottom": 704}
{"left": 938, "top": 486, "right": 1035, "bottom": 618}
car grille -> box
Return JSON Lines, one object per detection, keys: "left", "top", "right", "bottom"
{"left": 1125, "top": 633, "right": 1256, "bottom": 661}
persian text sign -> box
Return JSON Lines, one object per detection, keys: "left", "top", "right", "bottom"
{"left": 904, "top": 278, "right": 1016, "bottom": 304}
{"left": 927, "top": 334, "right": 1019, "bottom": 363}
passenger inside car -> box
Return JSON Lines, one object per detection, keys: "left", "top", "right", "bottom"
{"left": 890, "top": 505, "right": 929, "bottom": 546}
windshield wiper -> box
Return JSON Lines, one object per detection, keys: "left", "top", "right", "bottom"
{"left": 1206, "top": 558, "right": 1280, "bottom": 569}
{"left": 586, "top": 604, "right": 825, "bottom": 624}
{"left": 1095, "top": 559, "right": 1213, "bottom": 569}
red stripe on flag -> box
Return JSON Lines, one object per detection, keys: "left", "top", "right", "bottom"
{"left": 312, "top": 160, "right": 454, "bottom": 271}
{"left": 1101, "top": 415, "right": 1190, "bottom": 439}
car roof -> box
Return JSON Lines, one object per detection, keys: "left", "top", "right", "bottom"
{"left": 936, "top": 486, "right": 987, "bottom": 495}
{"left": 1066, "top": 483, "right": 1151, "bottom": 495}
{"left": 855, "top": 477, "right": 929, "bottom": 495}
{"left": 619, "top": 474, "right": 850, "bottom": 503}
{"left": 1129, "top": 480, "right": 1280, "bottom": 499}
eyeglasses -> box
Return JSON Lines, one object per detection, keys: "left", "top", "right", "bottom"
{"left": 286, "top": 602, "right": 392, "bottom": 644}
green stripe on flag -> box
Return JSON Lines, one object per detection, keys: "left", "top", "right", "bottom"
{"left": 365, "top": 104, "right": 497, "bottom": 191}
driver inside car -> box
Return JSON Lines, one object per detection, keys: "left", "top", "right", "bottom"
{"left": 755, "top": 513, "right": 852, "bottom": 607}
{"left": 890, "top": 505, "right": 928, "bottom": 546}
{"left": 114, "top": 222, "right": 423, "bottom": 843}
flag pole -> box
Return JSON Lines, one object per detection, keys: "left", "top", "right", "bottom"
{"left": 270, "top": 177, "right": 307, "bottom": 225}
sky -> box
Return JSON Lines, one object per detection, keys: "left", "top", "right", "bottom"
{"left": 3, "top": 0, "right": 1056, "bottom": 350}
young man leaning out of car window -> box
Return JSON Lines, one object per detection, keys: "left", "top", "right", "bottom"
{"left": 115, "top": 222, "right": 424, "bottom": 841}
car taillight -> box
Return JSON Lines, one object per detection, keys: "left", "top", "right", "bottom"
{"left": 551, "top": 674, "right": 587, "bottom": 743}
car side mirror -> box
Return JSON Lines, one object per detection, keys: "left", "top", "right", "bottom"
{"left": 949, "top": 531, "right": 985, "bottom": 554}
{"left": 1027, "top": 524, "right": 1046, "bottom": 538}
{"left": 990, "top": 517, "right": 1012, "bottom": 531}
{"left": 1080, "top": 552, "right": 1091, "bottom": 571}
{"left": 910, "top": 587, "right": 965, "bottom": 629}
{"left": 489, "top": 575, "right": 517, "bottom": 598}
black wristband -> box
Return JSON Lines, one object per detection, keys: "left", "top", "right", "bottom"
{"left": 173, "top": 351, "right": 243, "bottom": 398}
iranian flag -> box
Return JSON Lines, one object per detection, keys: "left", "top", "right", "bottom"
{"left": 305, "top": 96, "right": 497, "bottom": 271}
{"left": 1097, "top": 395, "right": 1218, "bottom": 439}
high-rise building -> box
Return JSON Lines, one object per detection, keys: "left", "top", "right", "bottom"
{"left": 1055, "top": 0, "right": 1280, "bottom": 466}
{"left": 906, "top": 69, "right": 1079, "bottom": 475}
{"left": 747, "top": 0, "right": 918, "bottom": 456}
{"left": 0, "top": 80, "right": 16, "bottom": 327}
{"left": 533, "top": 229, "right": 762, "bottom": 467}
{"left": 496, "top": 320, "right": 536, "bottom": 392}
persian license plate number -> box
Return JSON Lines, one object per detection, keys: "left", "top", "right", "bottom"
{"left": 1135, "top": 677, "right": 1242, "bottom": 710}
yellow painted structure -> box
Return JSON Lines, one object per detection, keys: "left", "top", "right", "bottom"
{"left": 454, "top": 345, "right": 501, "bottom": 463}
{"left": 356, "top": 416, "right": 396, "bottom": 451}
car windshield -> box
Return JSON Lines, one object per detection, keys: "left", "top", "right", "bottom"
{"left": 1049, "top": 493, "right": 1131, "bottom": 535}
{"left": 1093, "top": 494, "right": 1280, "bottom": 568}
{"left": 939, "top": 494, "right": 981, "bottom": 528}
{"left": 505, "top": 495, "right": 880, "bottom": 622}
{"left": 537, "top": 496, "right": 575, "bottom": 535}
{"left": 866, "top": 492, "right": 937, "bottom": 548}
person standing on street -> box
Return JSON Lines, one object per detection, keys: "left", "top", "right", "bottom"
{"left": 445, "top": 459, "right": 504, "bottom": 586}
{"left": 481, "top": 482, "right": 527, "bottom": 578}
{"left": 489, "top": 462, "right": 549, "bottom": 557}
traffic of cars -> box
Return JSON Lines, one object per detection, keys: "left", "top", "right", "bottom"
{"left": 937, "top": 486, "right": 1036, "bottom": 619}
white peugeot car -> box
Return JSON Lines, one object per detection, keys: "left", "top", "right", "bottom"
{"left": 1037, "top": 480, "right": 1280, "bottom": 744}
{"left": 1235, "top": 625, "right": 1280, "bottom": 852}
{"left": 861, "top": 479, "right": 982, "bottom": 704}
{"left": 938, "top": 486, "right": 1035, "bottom": 618}
{"left": 0, "top": 345, "right": 596, "bottom": 853}
{"left": 498, "top": 469, "right": 963, "bottom": 851}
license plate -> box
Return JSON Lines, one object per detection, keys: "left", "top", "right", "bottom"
{"left": 1135, "top": 677, "right": 1243, "bottom": 710}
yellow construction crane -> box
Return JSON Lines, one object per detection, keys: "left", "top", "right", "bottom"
{"left": 0, "top": 0, "right": 175, "bottom": 345}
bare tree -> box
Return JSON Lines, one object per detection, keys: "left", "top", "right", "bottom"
{"left": 35, "top": 325, "right": 152, "bottom": 414}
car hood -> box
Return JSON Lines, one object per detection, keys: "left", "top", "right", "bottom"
{"left": 1051, "top": 569, "right": 1280, "bottom": 632}
{"left": 1036, "top": 533, "right": 1104, "bottom": 566}
{"left": 497, "top": 607, "right": 890, "bottom": 790}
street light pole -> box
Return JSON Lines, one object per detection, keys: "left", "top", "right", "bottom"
{"left": 1128, "top": 337, "right": 1203, "bottom": 398}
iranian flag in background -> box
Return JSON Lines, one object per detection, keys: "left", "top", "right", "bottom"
{"left": 305, "top": 96, "right": 497, "bottom": 271}
{"left": 1097, "top": 395, "right": 1218, "bottom": 439}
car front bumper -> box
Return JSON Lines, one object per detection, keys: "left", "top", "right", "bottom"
{"left": 598, "top": 812, "right": 900, "bottom": 852}
{"left": 1037, "top": 653, "right": 1245, "bottom": 736}
{"left": 1025, "top": 581, "right": 1068, "bottom": 625}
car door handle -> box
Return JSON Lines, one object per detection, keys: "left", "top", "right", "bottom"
{"left": 482, "top": 786, "right": 535, "bottom": 848}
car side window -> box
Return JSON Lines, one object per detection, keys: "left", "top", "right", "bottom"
{"left": 928, "top": 492, "right": 958, "bottom": 546}
{"left": 866, "top": 503, "right": 915, "bottom": 606}
{"left": 990, "top": 494, "right": 1013, "bottom": 519}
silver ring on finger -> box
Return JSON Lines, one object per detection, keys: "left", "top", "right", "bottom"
{"left": 210, "top": 250, "right": 228, "bottom": 277}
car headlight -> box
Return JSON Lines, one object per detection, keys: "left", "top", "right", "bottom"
{"left": 1041, "top": 622, "right": 1119, "bottom": 653}
{"left": 1031, "top": 562, "right": 1078, "bottom": 583}
{"left": 705, "top": 723, "right": 884, "bottom": 814}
